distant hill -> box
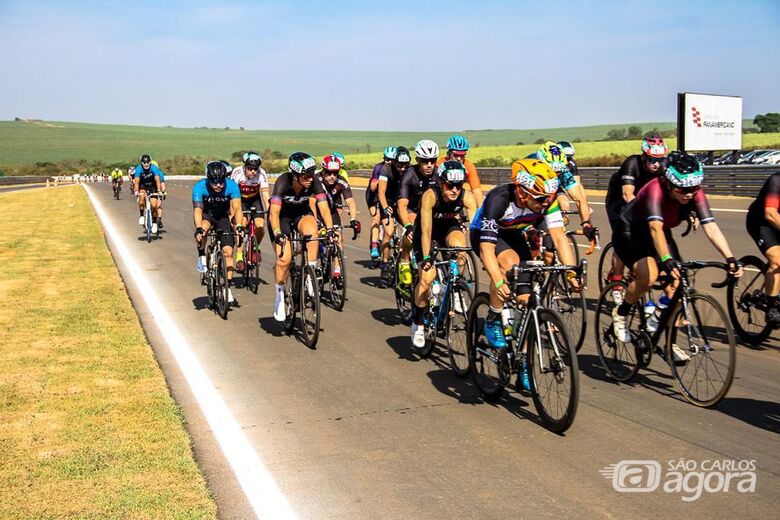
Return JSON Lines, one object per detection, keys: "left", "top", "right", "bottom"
{"left": 0, "top": 119, "right": 756, "bottom": 166}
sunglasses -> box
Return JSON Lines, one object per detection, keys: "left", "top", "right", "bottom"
{"left": 443, "top": 181, "right": 463, "bottom": 190}
{"left": 299, "top": 173, "right": 315, "bottom": 181}
{"left": 245, "top": 165, "right": 258, "bottom": 172}
{"left": 673, "top": 185, "right": 700, "bottom": 195}
{"left": 323, "top": 171, "right": 338, "bottom": 176}
{"left": 646, "top": 156, "right": 664, "bottom": 165}
{"left": 209, "top": 180, "right": 225, "bottom": 187}
{"left": 141, "top": 161, "right": 151, "bottom": 166}
{"left": 418, "top": 158, "right": 437, "bottom": 165}
{"left": 520, "top": 187, "right": 553, "bottom": 204}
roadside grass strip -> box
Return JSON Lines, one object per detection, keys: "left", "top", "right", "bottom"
{"left": 0, "top": 186, "right": 216, "bottom": 519}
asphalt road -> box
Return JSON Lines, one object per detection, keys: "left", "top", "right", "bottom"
{"left": 89, "top": 181, "right": 778, "bottom": 519}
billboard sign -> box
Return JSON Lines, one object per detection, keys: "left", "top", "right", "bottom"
{"left": 677, "top": 93, "right": 742, "bottom": 151}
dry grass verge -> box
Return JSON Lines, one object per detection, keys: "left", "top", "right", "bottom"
{"left": 0, "top": 186, "right": 216, "bottom": 519}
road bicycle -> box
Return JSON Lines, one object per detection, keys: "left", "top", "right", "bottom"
{"left": 467, "top": 260, "right": 586, "bottom": 433}
{"left": 201, "top": 228, "right": 235, "bottom": 320}
{"left": 138, "top": 191, "right": 163, "bottom": 243}
{"left": 726, "top": 254, "right": 774, "bottom": 345}
{"left": 318, "top": 221, "right": 360, "bottom": 311}
{"left": 278, "top": 230, "right": 328, "bottom": 348}
{"left": 594, "top": 261, "right": 736, "bottom": 407}
{"left": 238, "top": 208, "right": 265, "bottom": 294}
{"left": 412, "top": 246, "right": 475, "bottom": 377}
{"left": 112, "top": 181, "right": 121, "bottom": 200}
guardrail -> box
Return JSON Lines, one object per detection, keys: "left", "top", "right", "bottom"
{"left": 0, "top": 175, "right": 49, "bottom": 186}
{"left": 349, "top": 165, "right": 779, "bottom": 197}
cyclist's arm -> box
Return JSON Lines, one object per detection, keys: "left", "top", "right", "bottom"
{"left": 463, "top": 190, "right": 478, "bottom": 225}
{"left": 269, "top": 199, "right": 281, "bottom": 235}
{"left": 155, "top": 174, "right": 162, "bottom": 193}
{"left": 701, "top": 221, "right": 736, "bottom": 260}
{"left": 648, "top": 221, "right": 674, "bottom": 260}
{"left": 378, "top": 178, "right": 390, "bottom": 213}
{"left": 193, "top": 207, "right": 204, "bottom": 228}
{"left": 479, "top": 242, "right": 504, "bottom": 288}
{"left": 565, "top": 182, "right": 592, "bottom": 223}
{"left": 345, "top": 194, "right": 358, "bottom": 221}
{"left": 261, "top": 187, "right": 271, "bottom": 213}
{"left": 419, "top": 190, "right": 435, "bottom": 259}
{"left": 621, "top": 185, "right": 636, "bottom": 203}
{"left": 192, "top": 188, "right": 204, "bottom": 228}
{"left": 397, "top": 197, "right": 411, "bottom": 226}
{"left": 317, "top": 199, "right": 334, "bottom": 229}
{"left": 465, "top": 161, "right": 484, "bottom": 206}
{"left": 550, "top": 226, "right": 576, "bottom": 266}
{"left": 766, "top": 206, "right": 780, "bottom": 230}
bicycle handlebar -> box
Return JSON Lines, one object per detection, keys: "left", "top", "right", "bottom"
{"left": 679, "top": 260, "right": 733, "bottom": 288}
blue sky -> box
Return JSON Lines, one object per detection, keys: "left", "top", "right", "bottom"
{"left": 0, "top": 0, "right": 778, "bottom": 130}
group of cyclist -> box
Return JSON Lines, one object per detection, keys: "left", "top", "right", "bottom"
{"left": 119, "top": 130, "right": 779, "bottom": 355}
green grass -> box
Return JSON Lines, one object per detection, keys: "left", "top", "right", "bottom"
{"left": 0, "top": 118, "right": 759, "bottom": 166}
{"left": 0, "top": 186, "right": 216, "bottom": 519}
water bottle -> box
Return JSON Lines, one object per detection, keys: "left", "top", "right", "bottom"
{"left": 651, "top": 295, "right": 672, "bottom": 332}
{"left": 644, "top": 300, "right": 658, "bottom": 333}
{"left": 501, "top": 306, "right": 515, "bottom": 338}
{"left": 431, "top": 279, "right": 441, "bottom": 308}
{"left": 449, "top": 258, "right": 460, "bottom": 277}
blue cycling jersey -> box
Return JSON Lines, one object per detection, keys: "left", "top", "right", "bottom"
{"left": 134, "top": 164, "right": 165, "bottom": 185}
{"left": 525, "top": 152, "right": 577, "bottom": 192}
{"left": 192, "top": 179, "right": 240, "bottom": 218}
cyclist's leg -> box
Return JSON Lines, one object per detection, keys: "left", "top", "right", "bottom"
{"left": 137, "top": 189, "right": 147, "bottom": 219}
{"left": 400, "top": 211, "right": 416, "bottom": 264}
{"left": 444, "top": 224, "right": 467, "bottom": 268}
{"left": 765, "top": 245, "right": 780, "bottom": 296}
{"left": 606, "top": 203, "right": 627, "bottom": 280}
{"left": 330, "top": 210, "right": 343, "bottom": 273}
{"left": 380, "top": 215, "right": 395, "bottom": 263}
{"left": 215, "top": 217, "right": 235, "bottom": 282}
{"left": 297, "top": 214, "right": 320, "bottom": 263}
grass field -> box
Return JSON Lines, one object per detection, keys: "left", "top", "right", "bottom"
{"left": 0, "top": 186, "right": 216, "bottom": 518}
{"left": 0, "top": 118, "right": 745, "bottom": 165}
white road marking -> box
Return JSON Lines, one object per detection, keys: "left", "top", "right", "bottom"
{"left": 588, "top": 200, "right": 747, "bottom": 213}
{"left": 84, "top": 185, "right": 296, "bottom": 520}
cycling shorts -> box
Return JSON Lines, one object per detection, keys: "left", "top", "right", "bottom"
{"left": 746, "top": 213, "right": 780, "bottom": 253}
{"left": 203, "top": 214, "right": 235, "bottom": 248}
{"left": 413, "top": 219, "right": 463, "bottom": 264}
{"left": 241, "top": 196, "right": 265, "bottom": 216}
{"left": 271, "top": 214, "right": 315, "bottom": 242}
{"left": 469, "top": 229, "right": 533, "bottom": 294}
{"left": 612, "top": 225, "right": 681, "bottom": 268}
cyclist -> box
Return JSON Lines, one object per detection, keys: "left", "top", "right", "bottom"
{"left": 318, "top": 154, "right": 360, "bottom": 280}
{"left": 605, "top": 135, "right": 669, "bottom": 283}
{"left": 269, "top": 152, "right": 336, "bottom": 322}
{"left": 610, "top": 152, "right": 743, "bottom": 358}
{"left": 469, "top": 159, "right": 578, "bottom": 390}
{"left": 746, "top": 171, "right": 780, "bottom": 327}
{"left": 110, "top": 168, "right": 123, "bottom": 191}
{"left": 558, "top": 141, "right": 578, "bottom": 180}
{"left": 526, "top": 141, "right": 597, "bottom": 247}
{"left": 330, "top": 152, "right": 350, "bottom": 183}
{"left": 133, "top": 154, "right": 163, "bottom": 233}
{"left": 193, "top": 161, "right": 243, "bottom": 304}
{"left": 367, "top": 146, "right": 396, "bottom": 261}
{"left": 230, "top": 152, "right": 270, "bottom": 272}
{"left": 377, "top": 146, "right": 412, "bottom": 285}
{"left": 410, "top": 161, "right": 478, "bottom": 347}
{"left": 396, "top": 139, "right": 440, "bottom": 290}
{"left": 438, "top": 135, "right": 484, "bottom": 206}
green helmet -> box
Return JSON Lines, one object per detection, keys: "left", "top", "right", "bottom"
{"left": 664, "top": 151, "right": 704, "bottom": 188}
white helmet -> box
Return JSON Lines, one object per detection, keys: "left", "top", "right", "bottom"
{"left": 414, "top": 139, "right": 439, "bottom": 160}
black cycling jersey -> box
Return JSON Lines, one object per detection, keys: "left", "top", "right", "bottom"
{"left": 605, "top": 154, "right": 667, "bottom": 209}
{"left": 269, "top": 173, "right": 327, "bottom": 219}
{"left": 567, "top": 158, "right": 579, "bottom": 178}
{"left": 398, "top": 164, "right": 438, "bottom": 212}
{"left": 378, "top": 163, "right": 408, "bottom": 207}
{"left": 321, "top": 175, "right": 353, "bottom": 213}
{"left": 748, "top": 172, "right": 780, "bottom": 222}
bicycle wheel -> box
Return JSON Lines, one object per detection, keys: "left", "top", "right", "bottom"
{"left": 597, "top": 242, "right": 615, "bottom": 293}
{"left": 283, "top": 269, "right": 296, "bottom": 335}
{"left": 545, "top": 272, "right": 587, "bottom": 352}
{"left": 300, "top": 264, "right": 321, "bottom": 348}
{"left": 248, "top": 235, "right": 261, "bottom": 294}
{"left": 145, "top": 207, "right": 152, "bottom": 243}
{"left": 667, "top": 292, "right": 736, "bottom": 407}
{"left": 594, "top": 281, "right": 641, "bottom": 382}
{"left": 393, "top": 258, "right": 413, "bottom": 324}
{"left": 727, "top": 255, "right": 771, "bottom": 345}
{"left": 330, "top": 247, "right": 347, "bottom": 311}
{"left": 447, "top": 279, "right": 475, "bottom": 377}
{"left": 215, "top": 251, "right": 229, "bottom": 319}
{"left": 566, "top": 232, "right": 581, "bottom": 265}
{"left": 467, "top": 292, "right": 508, "bottom": 401}
{"left": 461, "top": 250, "right": 480, "bottom": 292}
{"left": 527, "top": 308, "right": 579, "bottom": 433}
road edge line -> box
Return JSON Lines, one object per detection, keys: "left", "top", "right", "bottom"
{"left": 83, "top": 185, "right": 296, "bottom": 520}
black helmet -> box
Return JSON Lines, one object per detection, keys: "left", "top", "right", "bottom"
{"left": 205, "top": 160, "right": 228, "bottom": 182}
{"left": 140, "top": 154, "right": 152, "bottom": 163}
{"left": 243, "top": 151, "right": 262, "bottom": 169}
{"left": 219, "top": 159, "right": 233, "bottom": 175}
{"left": 438, "top": 160, "right": 466, "bottom": 185}
{"left": 288, "top": 152, "right": 317, "bottom": 176}
{"left": 394, "top": 146, "right": 411, "bottom": 165}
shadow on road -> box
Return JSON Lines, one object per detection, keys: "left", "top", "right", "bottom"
{"left": 372, "top": 308, "right": 404, "bottom": 327}
{"left": 385, "top": 335, "right": 417, "bottom": 361}
{"left": 715, "top": 397, "right": 780, "bottom": 434}
{"left": 259, "top": 316, "right": 285, "bottom": 337}
{"left": 360, "top": 275, "right": 385, "bottom": 288}
{"left": 192, "top": 296, "right": 212, "bottom": 311}
{"left": 426, "top": 369, "right": 481, "bottom": 404}
{"left": 577, "top": 353, "right": 678, "bottom": 399}
{"left": 354, "top": 258, "right": 378, "bottom": 270}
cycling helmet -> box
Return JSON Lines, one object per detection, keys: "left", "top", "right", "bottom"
{"left": 664, "top": 151, "right": 704, "bottom": 188}
{"left": 558, "top": 141, "right": 575, "bottom": 157}
{"left": 383, "top": 146, "right": 398, "bottom": 160}
{"left": 205, "top": 160, "right": 228, "bottom": 182}
{"left": 446, "top": 135, "right": 469, "bottom": 153}
{"left": 332, "top": 152, "right": 346, "bottom": 166}
{"left": 140, "top": 154, "right": 152, "bottom": 164}
{"left": 642, "top": 135, "right": 669, "bottom": 158}
{"left": 414, "top": 139, "right": 439, "bottom": 160}
{"left": 536, "top": 141, "right": 566, "bottom": 172}
{"left": 288, "top": 152, "right": 317, "bottom": 176}
{"left": 395, "top": 146, "right": 411, "bottom": 165}
{"left": 321, "top": 154, "right": 341, "bottom": 172}
{"left": 243, "top": 151, "right": 262, "bottom": 169}
{"left": 438, "top": 160, "right": 467, "bottom": 185}
{"left": 511, "top": 159, "right": 559, "bottom": 197}
{"left": 218, "top": 160, "right": 233, "bottom": 175}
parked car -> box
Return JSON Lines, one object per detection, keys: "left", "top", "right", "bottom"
{"left": 738, "top": 149, "right": 776, "bottom": 164}
{"left": 757, "top": 151, "right": 780, "bottom": 165}
{"left": 752, "top": 150, "right": 780, "bottom": 164}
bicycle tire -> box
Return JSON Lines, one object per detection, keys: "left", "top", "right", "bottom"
{"left": 467, "top": 292, "right": 508, "bottom": 401}
{"left": 527, "top": 308, "right": 579, "bottom": 433}
{"left": 597, "top": 241, "right": 614, "bottom": 293}
{"left": 393, "top": 259, "right": 413, "bottom": 324}
{"left": 249, "top": 235, "right": 261, "bottom": 294}
{"left": 283, "top": 268, "right": 296, "bottom": 335}
{"left": 330, "top": 247, "right": 347, "bottom": 311}
{"left": 544, "top": 272, "right": 587, "bottom": 352}
{"left": 145, "top": 206, "right": 152, "bottom": 243}
{"left": 447, "top": 279, "right": 475, "bottom": 377}
{"left": 566, "top": 232, "right": 581, "bottom": 265}
{"left": 300, "top": 264, "right": 321, "bottom": 348}
{"left": 667, "top": 292, "right": 736, "bottom": 407}
{"left": 462, "top": 250, "right": 480, "bottom": 293}
{"left": 594, "top": 281, "right": 641, "bottom": 382}
{"left": 215, "top": 251, "right": 229, "bottom": 319}
{"left": 727, "top": 255, "right": 771, "bottom": 345}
